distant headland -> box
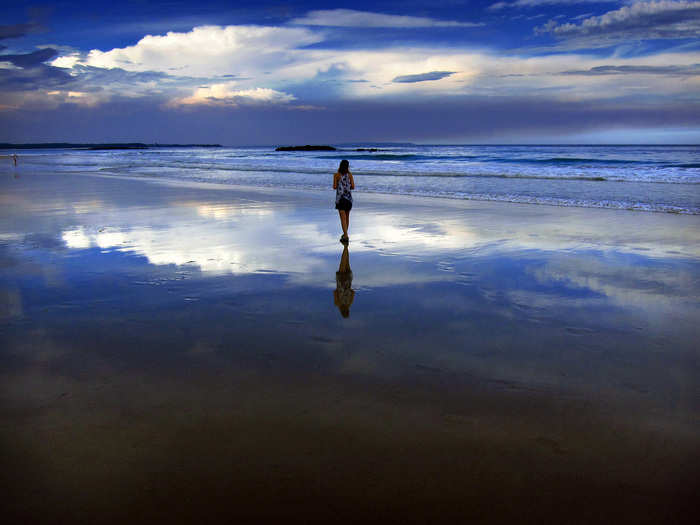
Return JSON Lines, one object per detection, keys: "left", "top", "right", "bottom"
{"left": 0, "top": 143, "right": 222, "bottom": 150}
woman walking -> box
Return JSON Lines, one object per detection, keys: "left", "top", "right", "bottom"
{"left": 333, "top": 159, "right": 355, "bottom": 243}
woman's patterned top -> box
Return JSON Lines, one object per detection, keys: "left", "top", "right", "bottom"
{"left": 335, "top": 172, "right": 353, "bottom": 204}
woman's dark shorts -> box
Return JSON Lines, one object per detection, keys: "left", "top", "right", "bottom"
{"left": 335, "top": 197, "right": 352, "bottom": 211}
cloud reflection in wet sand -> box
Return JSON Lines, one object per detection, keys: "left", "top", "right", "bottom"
{"left": 50, "top": 187, "right": 700, "bottom": 280}
{"left": 19, "top": 176, "right": 692, "bottom": 389}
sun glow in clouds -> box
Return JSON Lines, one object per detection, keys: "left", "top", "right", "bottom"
{"left": 172, "top": 84, "right": 296, "bottom": 107}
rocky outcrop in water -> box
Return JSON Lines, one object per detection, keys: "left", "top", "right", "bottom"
{"left": 275, "top": 145, "right": 336, "bottom": 151}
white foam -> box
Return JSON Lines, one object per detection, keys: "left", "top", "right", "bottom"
{"left": 14, "top": 146, "right": 700, "bottom": 215}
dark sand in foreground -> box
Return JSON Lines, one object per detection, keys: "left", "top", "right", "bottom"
{"left": 1, "top": 171, "right": 699, "bottom": 523}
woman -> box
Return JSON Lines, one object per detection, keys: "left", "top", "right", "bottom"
{"left": 333, "top": 159, "right": 355, "bottom": 243}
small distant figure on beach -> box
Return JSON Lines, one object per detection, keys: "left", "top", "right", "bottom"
{"left": 1, "top": 154, "right": 18, "bottom": 166}
{"left": 333, "top": 159, "right": 355, "bottom": 243}
{"left": 334, "top": 243, "right": 355, "bottom": 318}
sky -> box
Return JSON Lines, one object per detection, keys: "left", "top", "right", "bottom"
{"left": 1, "top": 0, "right": 699, "bottom": 144}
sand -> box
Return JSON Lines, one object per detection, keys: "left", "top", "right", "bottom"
{"left": 1, "top": 171, "right": 699, "bottom": 523}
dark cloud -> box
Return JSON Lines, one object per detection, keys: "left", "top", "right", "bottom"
{"left": 0, "top": 63, "right": 188, "bottom": 96}
{"left": 2, "top": 94, "right": 699, "bottom": 144}
{"left": 0, "top": 23, "right": 40, "bottom": 40}
{"left": 71, "top": 65, "right": 175, "bottom": 84}
{"left": 0, "top": 48, "right": 58, "bottom": 68}
{"left": 0, "top": 64, "right": 74, "bottom": 90}
{"left": 392, "top": 71, "right": 455, "bottom": 83}
{"left": 561, "top": 64, "right": 700, "bottom": 76}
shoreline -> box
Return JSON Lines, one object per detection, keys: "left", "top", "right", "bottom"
{"left": 3, "top": 142, "right": 698, "bottom": 216}
{"left": 29, "top": 167, "right": 700, "bottom": 216}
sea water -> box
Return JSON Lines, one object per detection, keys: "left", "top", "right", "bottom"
{"left": 9, "top": 144, "right": 700, "bottom": 214}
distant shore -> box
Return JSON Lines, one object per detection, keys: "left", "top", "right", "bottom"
{"left": 0, "top": 143, "right": 222, "bottom": 150}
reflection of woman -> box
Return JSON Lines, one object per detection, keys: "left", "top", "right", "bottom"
{"left": 333, "top": 159, "right": 355, "bottom": 244}
{"left": 334, "top": 243, "right": 355, "bottom": 318}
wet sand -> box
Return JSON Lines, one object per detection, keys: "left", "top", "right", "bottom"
{"left": 1, "top": 171, "right": 699, "bottom": 523}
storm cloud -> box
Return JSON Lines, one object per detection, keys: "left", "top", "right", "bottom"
{"left": 0, "top": 23, "right": 40, "bottom": 40}
{"left": 0, "top": 48, "right": 58, "bottom": 68}
{"left": 561, "top": 64, "right": 700, "bottom": 75}
{"left": 0, "top": 64, "right": 74, "bottom": 91}
{"left": 3, "top": 94, "right": 699, "bottom": 144}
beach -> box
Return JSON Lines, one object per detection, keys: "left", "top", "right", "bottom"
{"left": 1, "top": 169, "right": 699, "bottom": 524}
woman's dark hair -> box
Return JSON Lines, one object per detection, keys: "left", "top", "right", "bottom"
{"left": 338, "top": 159, "right": 349, "bottom": 175}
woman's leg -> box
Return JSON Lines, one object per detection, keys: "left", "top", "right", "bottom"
{"left": 338, "top": 210, "right": 348, "bottom": 236}
{"left": 345, "top": 209, "right": 350, "bottom": 233}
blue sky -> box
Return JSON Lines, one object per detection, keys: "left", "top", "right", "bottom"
{"left": 1, "top": 1, "right": 699, "bottom": 144}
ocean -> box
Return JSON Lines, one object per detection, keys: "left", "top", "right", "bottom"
{"left": 8, "top": 144, "right": 700, "bottom": 214}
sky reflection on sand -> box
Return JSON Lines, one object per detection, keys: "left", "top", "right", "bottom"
{"left": 45, "top": 187, "right": 699, "bottom": 270}
{"left": 1, "top": 174, "right": 698, "bottom": 386}
{"left": 45, "top": 181, "right": 700, "bottom": 322}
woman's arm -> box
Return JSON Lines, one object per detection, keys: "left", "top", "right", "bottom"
{"left": 333, "top": 172, "right": 339, "bottom": 189}
{"left": 349, "top": 172, "right": 355, "bottom": 190}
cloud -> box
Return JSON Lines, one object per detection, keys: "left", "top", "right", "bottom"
{"left": 17, "top": 42, "right": 700, "bottom": 111}
{"left": 10, "top": 19, "right": 700, "bottom": 113}
{"left": 71, "top": 64, "right": 175, "bottom": 84}
{"left": 171, "top": 84, "right": 296, "bottom": 107}
{"left": 48, "top": 25, "right": 482, "bottom": 101}
{"left": 0, "top": 60, "right": 192, "bottom": 107}
{"left": 4, "top": 92, "right": 699, "bottom": 145}
{"left": 82, "top": 25, "right": 322, "bottom": 78}
{"left": 0, "top": 23, "right": 40, "bottom": 40}
{"left": 290, "top": 9, "right": 483, "bottom": 28}
{"left": 561, "top": 64, "right": 700, "bottom": 75}
{"left": 537, "top": 1, "right": 700, "bottom": 43}
{"left": 51, "top": 53, "right": 81, "bottom": 69}
{"left": 0, "top": 63, "right": 73, "bottom": 91}
{"left": 0, "top": 48, "right": 57, "bottom": 68}
{"left": 392, "top": 71, "right": 456, "bottom": 83}
{"left": 489, "top": 0, "right": 614, "bottom": 9}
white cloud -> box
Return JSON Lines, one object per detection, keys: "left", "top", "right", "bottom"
{"left": 290, "top": 9, "right": 483, "bottom": 28}
{"left": 51, "top": 53, "right": 81, "bottom": 69}
{"left": 82, "top": 25, "right": 323, "bottom": 78}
